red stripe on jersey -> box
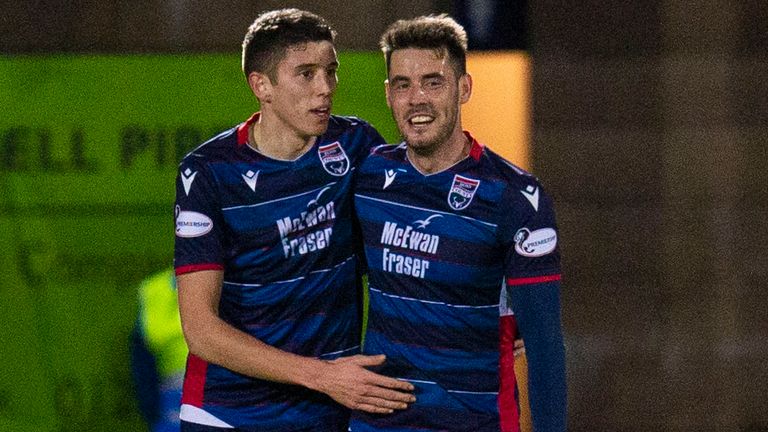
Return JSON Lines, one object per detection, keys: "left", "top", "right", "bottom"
{"left": 499, "top": 314, "right": 520, "bottom": 432}
{"left": 175, "top": 263, "right": 224, "bottom": 276}
{"left": 181, "top": 354, "right": 208, "bottom": 406}
{"left": 237, "top": 112, "right": 261, "bottom": 145}
{"left": 506, "top": 274, "right": 561, "bottom": 286}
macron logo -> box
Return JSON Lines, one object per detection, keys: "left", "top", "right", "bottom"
{"left": 181, "top": 168, "right": 197, "bottom": 196}
{"left": 520, "top": 185, "right": 539, "bottom": 211}
{"left": 384, "top": 169, "right": 397, "bottom": 189}
{"left": 242, "top": 170, "right": 259, "bottom": 192}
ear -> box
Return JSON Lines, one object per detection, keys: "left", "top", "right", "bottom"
{"left": 248, "top": 71, "right": 273, "bottom": 104}
{"left": 384, "top": 79, "right": 392, "bottom": 109}
{"left": 459, "top": 73, "right": 472, "bottom": 105}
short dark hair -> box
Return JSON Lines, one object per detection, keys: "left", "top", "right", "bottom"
{"left": 380, "top": 14, "right": 468, "bottom": 78}
{"left": 242, "top": 9, "right": 336, "bottom": 82}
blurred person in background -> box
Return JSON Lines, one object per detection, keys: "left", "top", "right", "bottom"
{"left": 350, "top": 14, "right": 566, "bottom": 432}
{"left": 452, "top": 0, "right": 527, "bottom": 50}
{"left": 173, "top": 8, "right": 413, "bottom": 432}
{"left": 131, "top": 268, "right": 187, "bottom": 432}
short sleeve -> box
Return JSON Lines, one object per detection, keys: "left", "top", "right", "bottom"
{"left": 501, "top": 181, "right": 561, "bottom": 283}
{"left": 173, "top": 158, "right": 226, "bottom": 275}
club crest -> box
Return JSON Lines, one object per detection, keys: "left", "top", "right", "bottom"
{"left": 447, "top": 174, "right": 480, "bottom": 211}
{"left": 318, "top": 141, "right": 349, "bottom": 176}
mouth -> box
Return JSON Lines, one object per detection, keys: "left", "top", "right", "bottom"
{"left": 310, "top": 106, "right": 331, "bottom": 119}
{"left": 407, "top": 113, "right": 435, "bottom": 128}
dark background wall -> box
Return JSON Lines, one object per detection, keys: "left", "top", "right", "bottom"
{"left": 1, "top": 1, "right": 766, "bottom": 430}
{"left": 530, "top": 1, "right": 768, "bottom": 430}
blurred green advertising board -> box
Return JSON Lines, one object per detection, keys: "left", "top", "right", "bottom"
{"left": 0, "top": 53, "right": 393, "bottom": 432}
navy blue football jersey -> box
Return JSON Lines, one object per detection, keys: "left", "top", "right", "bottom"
{"left": 174, "top": 113, "right": 384, "bottom": 431}
{"left": 351, "top": 133, "right": 562, "bottom": 432}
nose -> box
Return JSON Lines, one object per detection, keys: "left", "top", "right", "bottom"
{"left": 316, "top": 71, "right": 337, "bottom": 96}
{"left": 407, "top": 85, "right": 428, "bottom": 105}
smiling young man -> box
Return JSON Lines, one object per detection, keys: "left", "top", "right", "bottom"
{"left": 173, "top": 9, "right": 414, "bottom": 432}
{"left": 351, "top": 15, "right": 567, "bottom": 432}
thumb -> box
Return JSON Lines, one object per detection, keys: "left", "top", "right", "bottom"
{"left": 350, "top": 354, "right": 386, "bottom": 367}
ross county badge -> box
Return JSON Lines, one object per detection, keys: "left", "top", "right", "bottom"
{"left": 447, "top": 174, "right": 480, "bottom": 210}
{"left": 318, "top": 141, "right": 350, "bottom": 176}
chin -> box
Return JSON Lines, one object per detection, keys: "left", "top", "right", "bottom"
{"left": 406, "top": 139, "right": 438, "bottom": 155}
{"left": 406, "top": 132, "right": 437, "bottom": 148}
{"left": 306, "top": 124, "right": 329, "bottom": 137}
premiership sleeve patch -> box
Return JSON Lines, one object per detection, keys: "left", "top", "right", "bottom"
{"left": 176, "top": 209, "right": 214, "bottom": 238}
{"left": 513, "top": 227, "right": 557, "bottom": 257}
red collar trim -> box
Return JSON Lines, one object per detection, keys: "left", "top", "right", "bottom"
{"left": 465, "top": 131, "right": 484, "bottom": 161}
{"left": 237, "top": 112, "right": 261, "bottom": 145}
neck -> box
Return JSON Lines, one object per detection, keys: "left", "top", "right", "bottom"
{"left": 407, "top": 129, "right": 470, "bottom": 174}
{"left": 249, "top": 114, "right": 316, "bottom": 161}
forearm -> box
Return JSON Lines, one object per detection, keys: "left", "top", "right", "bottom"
{"left": 176, "top": 269, "right": 414, "bottom": 413}
{"left": 177, "top": 270, "right": 326, "bottom": 389}
{"left": 182, "top": 308, "right": 327, "bottom": 389}
{"left": 525, "top": 328, "right": 566, "bottom": 431}
{"left": 510, "top": 281, "right": 567, "bottom": 431}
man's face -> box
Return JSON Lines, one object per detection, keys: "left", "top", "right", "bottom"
{"left": 261, "top": 40, "right": 338, "bottom": 140}
{"left": 385, "top": 48, "right": 469, "bottom": 155}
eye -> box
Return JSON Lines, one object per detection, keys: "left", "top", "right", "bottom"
{"left": 300, "top": 70, "right": 315, "bottom": 79}
{"left": 424, "top": 78, "right": 444, "bottom": 89}
{"left": 392, "top": 81, "right": 410, "bottom": 92}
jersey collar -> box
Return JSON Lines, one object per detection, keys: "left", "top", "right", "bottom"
{"left": 236, "top": 112, "right": 261, "bottom": 146}
{"left": 465, "top": 131, "right": 484, "bottom": 161}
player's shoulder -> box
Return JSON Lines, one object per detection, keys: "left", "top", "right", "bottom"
{"left": 477, "top": 145, "right": 557, "bottom": 217}
{"left": 362, "top": 142, "right": 406, "bottom": 170}
{"left": 370, "top": 142, "right": 406, "bottom": 157}
{"left": 325, "top": 115, "right": 387, "bottom": 160}
{"left": 178, "top": 125, "right": 238, "bottom": 168}
{"left": 480, "top": 145, "right": 543, "bottom": 190}
{"left": 325, "top": 114, "right": 376, "bottom": 138}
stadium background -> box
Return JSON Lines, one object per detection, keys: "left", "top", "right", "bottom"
{"left": 1, "top": 0, "right": 766, "bottom": 431}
